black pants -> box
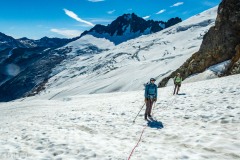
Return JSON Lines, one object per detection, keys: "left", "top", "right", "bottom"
{"left": 173, "top": 83, "right": 181, "bottom": 95}
{"left": 145, "top": 99, "right": 154, "bottom": 117}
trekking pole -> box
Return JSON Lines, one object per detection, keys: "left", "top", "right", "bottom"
{"left": 133, "top": 103, "right": 146, "bottom": 123}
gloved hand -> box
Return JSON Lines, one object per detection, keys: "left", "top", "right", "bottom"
{"left": 154, "top": 98, "right": 157, "bottom": 102}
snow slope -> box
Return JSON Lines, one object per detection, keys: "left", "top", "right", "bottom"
{"left": 0, "top": 74, "right": 240, "bottom": 160}
{"left": 183, "top": 60, "right": 231, "bottom": 84}
{"left": 42, "top": 7, "right": 218, "bottom": 97}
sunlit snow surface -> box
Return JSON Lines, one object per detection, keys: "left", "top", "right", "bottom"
{"left": 0, "top": 74, "right": 240, "bottom": 160}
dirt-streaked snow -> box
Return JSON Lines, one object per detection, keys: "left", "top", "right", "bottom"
{"left": 0, "top": 74, "right": 239, "bottom": 160}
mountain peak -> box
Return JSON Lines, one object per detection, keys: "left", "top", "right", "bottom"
{"left": 0, "top": 32, "right": 26, "bottom": 50}
{"left": 119, "top": 13, "right": 140, "bottom": 21}
{"left": 81, "top": 13, "right": 182, "bottom": 44}
{"left": 40, "top": 36, "right": 50, "bottom": 40}
{"left": 18, "top": 37, "right": 31, "bottom": 40}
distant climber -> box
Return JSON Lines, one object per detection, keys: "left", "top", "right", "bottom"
{"left": 173, "top": 73, "right": 182, "bottom": 95}
{"left": 144, "top": 78, "right": 157, "bottom": 120}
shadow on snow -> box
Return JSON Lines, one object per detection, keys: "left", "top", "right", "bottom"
{"left": 147, "top": 119, "right": 164, "bottom": 129}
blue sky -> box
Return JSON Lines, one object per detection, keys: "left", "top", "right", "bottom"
{"left": 0, "top": 0, "right": 221, "bottom": 39}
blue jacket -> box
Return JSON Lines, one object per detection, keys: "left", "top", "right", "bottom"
{"left": 145, "top": 83, "right": 158, "bottom": 98}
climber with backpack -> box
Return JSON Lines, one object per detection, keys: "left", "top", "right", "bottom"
{"left": 144, "top": 78, "right": 158, "bottom": 120}
{"left": 173, "top": 73, "right": 182, "bottom": 95}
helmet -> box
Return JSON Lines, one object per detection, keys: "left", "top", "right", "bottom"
{"left": 150, "top": 78, "right": 156, "bottom": 81}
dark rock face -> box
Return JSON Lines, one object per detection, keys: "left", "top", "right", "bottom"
{"left": 165, "top": 17, "right": 182, "bottom": 28}
{"left": 0, "top": 32, "right": 79, "bottom": 101}
{"left": 0, "top": 32, "right": 25, "bottom": 50}
{"left": 0, "top": 48, "right": 70, "bottom": 102}
{"left": 18, "top": 36, "right": 78, "bottom": 48}
{"left": 0, "top": 41, "right": 109, "bottom": 102}
{"left": 81, "top": 13, "right": 181, "bottom": 44}
{"left": 0, "top": 47, "right": 49, "bottom": 86}
{"left": 0, "top": 32, "right": 77, "bottom": 50}
{"left": 227, "top": 44, "right": 240, "bottom": 74}
{"left": 33, "top": 36, "right": 78, "bottom": 48}
{"left": 159, "top": 0, "right": 240, "bottom": 87}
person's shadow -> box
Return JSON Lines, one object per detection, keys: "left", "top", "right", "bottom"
{"left": 147, "top": 119, "right": 164, "bottom": 129}
{"left": 177, "top": 93, "right": 186, "bottom": 95}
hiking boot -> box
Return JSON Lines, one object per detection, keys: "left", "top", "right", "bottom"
{"left": 148, "top": 115, "right": 152, "bottom": 118}
{"left": 144, "top": 114, "right": 147, "bottom": 120}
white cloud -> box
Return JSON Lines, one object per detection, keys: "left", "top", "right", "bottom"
{"left": 143, "top": 16, "right": 150, "bottom": 19}
{"left": 88, "top": 0, "right": 105, "bottom": 2}
{"left": 156, "top": 9, "right": 166, "bottom": 14}
{"left": 63, "top": 9, "right": 94, "bottom": 27}
{"left": 51, "top": 29, "right": 82, "bottom": 38}
{"left": 171, "top": 2, "right": 184, "bottom": 7}
{"left": 107, "top": 10, "right": 116, "bottom": 14}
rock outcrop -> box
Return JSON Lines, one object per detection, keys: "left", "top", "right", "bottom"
{"left": 227, "top": 44, "right": 240, "bottom": 74}
{"left": 159, "top": 0, "right": 240, "bottom": 87}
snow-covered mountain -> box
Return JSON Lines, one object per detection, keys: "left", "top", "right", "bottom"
{"left": 0, "top": 32, "right": 26, "bottom": 51}
{"left": 0, "top": 38, "right": 77, "bottom": 95}
{"left": 0, "top": 6, "right": 218, "bottom": 102}
{"left": 41, "top": 7, "right": 218, "bottom": 98}
{"left": 0, "top": 73, "right": 239, "bottom": 160}
{"left": 0, "top": 35, "right": 77, "bottom": 101}
{"left": 81, "top": 13, "right": 181, "bottom": 44}
{"left": 0, "top": 35, "right": 116, "bottom": 101}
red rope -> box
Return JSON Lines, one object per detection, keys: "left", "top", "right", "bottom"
{"left": 127, "top": 125, "right": 147, "bottom": 160}
{"left": 128, "top": 102, "right": 156, "bottom": 160}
